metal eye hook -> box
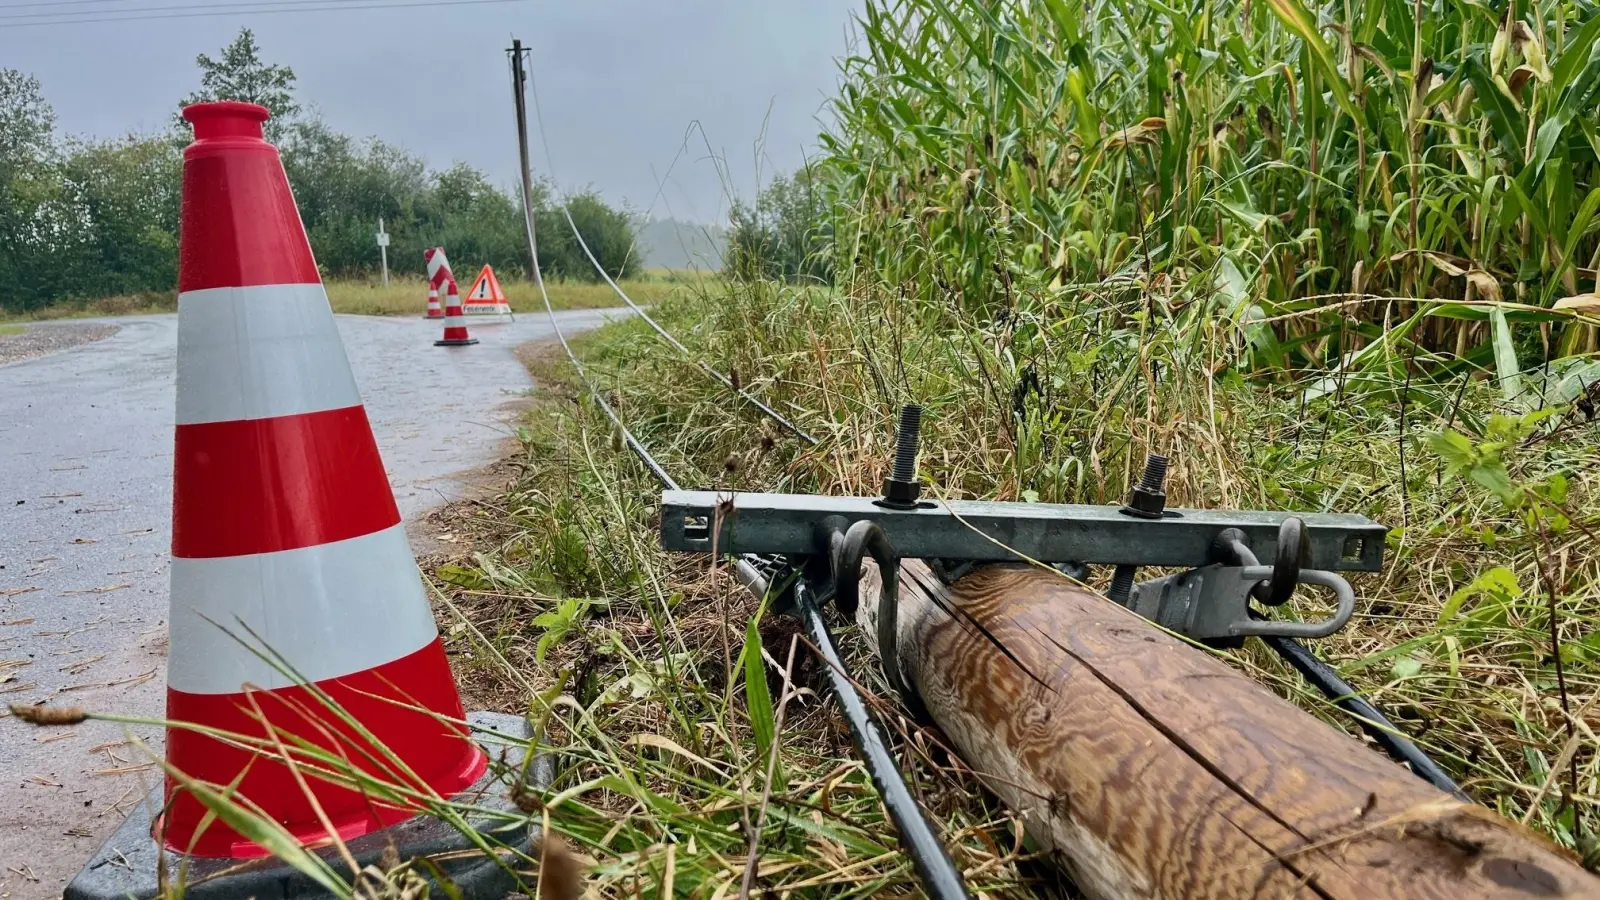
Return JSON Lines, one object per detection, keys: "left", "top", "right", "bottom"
{"left": 1256, "top": 517, "right": 1308, "bottom": 606}
{"left": 1212, "top": 518, "right": 1309, "bottom": 607}
{"left": 832, "top": 519, "right": 915, "bottom": 703}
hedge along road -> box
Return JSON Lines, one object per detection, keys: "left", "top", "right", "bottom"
{"left": 0, "top": 308, "right": 626, "bottom": 899}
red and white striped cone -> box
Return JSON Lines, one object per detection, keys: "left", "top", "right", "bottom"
{"left": 434, "top": 279, "right": 478, "bottom": 346}
{"left": 165, "top": 101, "right": 486, "bottom": 858}
{"left": 423, "top": 247, "right": 450, "bottom": 319}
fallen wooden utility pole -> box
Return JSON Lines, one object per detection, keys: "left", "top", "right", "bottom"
{"left": 858, "top": 560, "right": 1600, "bottom": 899}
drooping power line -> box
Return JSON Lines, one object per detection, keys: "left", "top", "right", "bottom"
{"left": 519, "top": 60, "right": 820, "bottom": 447}
{"left": 0, "top": 0, "right": 372, "bottom": 13}
{"left": 4, "top": 0, "right": 528, "bottom": 28}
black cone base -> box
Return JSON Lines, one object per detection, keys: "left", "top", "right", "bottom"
{"left": 65, "top": 712, "right": 544, "bottom": 900}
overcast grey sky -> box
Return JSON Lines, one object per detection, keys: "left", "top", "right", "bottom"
{"left": 0, "top": 0, "right": 861, "bottom": 224}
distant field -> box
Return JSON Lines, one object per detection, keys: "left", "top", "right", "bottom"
{"left": 2, "top": 269, "right": 717, "bottom": 322}
{"left": 1, "top": 292, "right": 177, "bottom": 323}
{"left": 322, "top": 270, "right": 714, "bottom": 316}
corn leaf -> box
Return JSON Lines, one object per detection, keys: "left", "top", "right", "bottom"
{"left": 1264, "top": 0, "right": 1362, "bottom": 123}
{"left": 1489, "top": 307, "right": 1524, "bottom": 407}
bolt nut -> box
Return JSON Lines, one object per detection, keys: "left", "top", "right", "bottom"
{"left": 879, "top": 476, "right": 923, "bottom": 510}
{"left": 1122, "top": 484, "right": 1166, "bottom": 519}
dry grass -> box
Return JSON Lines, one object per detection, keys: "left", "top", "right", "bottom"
{"left": 0, "top": 291, "right": 177, "bottom": 323}
{"left": 420, "top": 332, "right": 1044, "bottom": 897}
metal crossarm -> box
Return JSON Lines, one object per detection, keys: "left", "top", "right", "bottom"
{"left": 660, "top": 490, "right": 1387, "bottom": 572}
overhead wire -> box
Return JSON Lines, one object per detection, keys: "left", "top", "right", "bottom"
{"left": 2, "top": 0, "right": 417, "bottom": 19}
{"left": 520, "top": 67, "right": 820, "bottom": 448}
{"left": 508, "top": 54, "right": 771, "bottom": 595}
{"left": 0, "top": 0, "right": 203, "bottom": 9}
{"left": 5, "top": 0, "right": 528, "bottom": 27}
{"left": 523, "top": 204, "right": 679, "bottom": 493}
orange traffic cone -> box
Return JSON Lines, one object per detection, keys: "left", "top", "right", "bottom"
{"left": 434, "top": 278, "right": 478, "bottom": 346}
{"left": 162, "top": 101, "right": 485, "bottom": 857}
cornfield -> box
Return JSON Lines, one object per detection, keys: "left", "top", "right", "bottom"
{"left": 826, "top": 0, "right": 1600, "bottom": 392}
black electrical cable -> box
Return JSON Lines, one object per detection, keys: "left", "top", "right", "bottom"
{"left": 1259, "top": 632, "right": 1469, "bottom": 800}
{"left": 1215, "top": 536, "right": 1465, "bottom": 799}
{"left": 793, "top": 581, "right": 973, "bottom": 900}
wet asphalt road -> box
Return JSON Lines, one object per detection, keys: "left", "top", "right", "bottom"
{"left": 0, "top": 309, "right": 623, "bottom": 899}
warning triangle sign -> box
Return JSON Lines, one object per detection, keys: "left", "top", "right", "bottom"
{"left": 462, "top": 265, "right": 512, "bottom": 316}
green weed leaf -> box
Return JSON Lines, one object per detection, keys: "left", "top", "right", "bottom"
{"left": 435, "top": 563, "right": 490, "bottom": 591}
{"left": 534, "top": 597, "right": 588, "bottom": 663}
{"left": 1391, "top": 656, "right": 1424, "bottom": 679}
{"left": 741, "top": 616, "right": 780, "bottom": 788}
{"left": 1440, "top": 566, "right": 1521, "bottom": 625}
{"left": 1427, "top": 430, "right": 1475, "bottom": 473}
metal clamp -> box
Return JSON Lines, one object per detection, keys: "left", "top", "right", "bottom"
{"left": 1129, "top": 562, "right": 1356, "bottom": 640}
{"left": 1229, "top": 566, "right": 1355, "bottom": 637}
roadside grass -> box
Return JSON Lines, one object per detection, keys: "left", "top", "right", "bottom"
{"left": 426, "top": 267, "right": 1600, "bottom": 897}
{"left": 323, "top": 269, "right": 714, "bottom": 316}
{"left": 0, "top": 291, "right": 177, "bottom": 323}
{"left": 0, "top": 324, "right": 23, "bottom": 335}
{"left": 0, "top": 269, "right": 714, "bottom": 323}
{"left": 423, "top": 329, "right": 1045, "bottom": 898}
{"left": 12, "top": 271, "right": 1597, "bottom": 897}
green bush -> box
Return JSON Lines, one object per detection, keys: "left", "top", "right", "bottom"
{"left": 725, "top": 167, "right": 831, "bottom": 283}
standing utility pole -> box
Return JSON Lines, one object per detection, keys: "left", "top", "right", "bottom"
{"left": 508, "top": 39, "right": 542, "bottom": 289}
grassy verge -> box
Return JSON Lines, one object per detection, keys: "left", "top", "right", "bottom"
{"left": 428, "top": 330, "right": 1039, "bottom": 897}
{"left": 323, "top": 269, "right": 714, "bottom": 316}
{"left": 0, "top": 291, "right": 178, "bottom": 323}
{"left": 428, "top": 274, "right": 1600, "bottom": 894}
{"left": 0, "top": 270, "right": 714, "bottom": 322}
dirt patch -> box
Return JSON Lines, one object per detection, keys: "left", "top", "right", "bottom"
{"left": 402, "top": 455, "right": 522, "bottom": 558}
{"left": 400, "top": 337, "right": 572, "bottom": 560}
{"left": 0, "top": 323, "right": 118, "bottom": 366}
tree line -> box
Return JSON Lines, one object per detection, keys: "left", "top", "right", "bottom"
{"left": 724, "top": 165, "right": 832, "bottom": 284}
{"left": 0, "top": 30, "right": 638, "bottom": 314}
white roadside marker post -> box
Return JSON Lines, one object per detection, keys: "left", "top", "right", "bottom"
{"left": 377, "top": 217, "right": 390, "bottom": 286}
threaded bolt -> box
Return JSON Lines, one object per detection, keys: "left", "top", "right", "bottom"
{"left": 1137, "top": 453, "right": 1169, "bottom": 492}
{"left": 1108, "top": 564, "right": 1137, "bottom": 606}
{"left": 891, "top": 404, "right": 922, "bottom": 483}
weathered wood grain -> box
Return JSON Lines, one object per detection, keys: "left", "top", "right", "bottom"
{"left": 856, "top": 561, "right": 1600, "bottom": 899}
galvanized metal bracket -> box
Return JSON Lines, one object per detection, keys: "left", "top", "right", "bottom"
{"left": 662, "top": 489, "right": 1385, "bottom": 645}
{"left": 662, "top": 491, "right": 1385, "bottom": 571}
